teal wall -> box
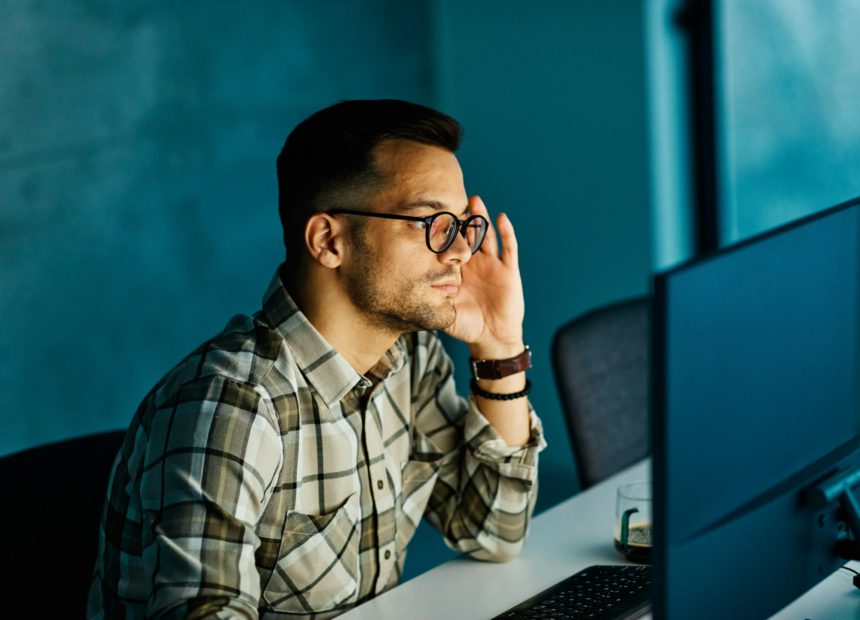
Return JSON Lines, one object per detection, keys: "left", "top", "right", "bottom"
{"left": 646, "top": 0, "right": 696, "bottom": 270}
{"left": 0, "top": 1, "right": 435, "bottom": 454}
{"left": 432, "top": 0, "right": 652, "bottom": 506}
{"left": 1, "top": 0, "right": 653, "bottom": 572}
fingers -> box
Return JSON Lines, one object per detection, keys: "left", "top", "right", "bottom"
{"left": 497, "top": 213, "right": 519, "bottom": 269}
{"left": 470, "top": 195, "right": 498, "bottom": 257}
{"left": 469, "top": 195, "right": 519, "bottom": 269}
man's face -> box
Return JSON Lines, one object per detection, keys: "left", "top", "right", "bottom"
{"left": 341, "top": 139, "right": 472, "bottom": 334}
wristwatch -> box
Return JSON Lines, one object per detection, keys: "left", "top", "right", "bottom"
{"left": 470, "top": 345, "right": 532, "bottom": 381}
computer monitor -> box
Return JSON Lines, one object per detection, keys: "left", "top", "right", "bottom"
{"left": 651, "top": 196, "right": 860, "bottom": 619}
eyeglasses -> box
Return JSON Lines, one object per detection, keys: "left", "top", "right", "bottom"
{"left": 327, "top": 208, "right": 489, "bottom": 254}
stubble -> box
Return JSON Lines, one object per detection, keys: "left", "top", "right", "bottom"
{"left": 344, "top": 225, "right": 457, "bottom": 334}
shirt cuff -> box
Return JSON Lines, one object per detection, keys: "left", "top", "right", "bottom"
{"left": 463, "top": 395, "right": 547, "bottom": 481}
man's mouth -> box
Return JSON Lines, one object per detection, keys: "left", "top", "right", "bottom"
{"left": 431, "top": 282, "right": 460, "bottom": 295}
{"left": 429, "top": 273, "right": 461, "bottom": 295}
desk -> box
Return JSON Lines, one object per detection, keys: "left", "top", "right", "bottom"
{"left": 340, "top": 460, "right": 860, "bottom": 620}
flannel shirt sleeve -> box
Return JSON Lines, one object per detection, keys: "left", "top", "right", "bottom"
{"left": 412, "top": 333, "right": 546, "bottom": 562}
{"left": 140, "top": 375, "right": 283, "bottom": 619}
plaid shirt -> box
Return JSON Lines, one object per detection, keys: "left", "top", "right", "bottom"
{"left": 88, "top": 266, "right": 545, "bottom": 619}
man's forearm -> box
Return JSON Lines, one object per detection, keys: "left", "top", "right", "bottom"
{"left": 469, "top": 342, "right": 531, "bottom": 446}
{"left": 473, "top": 373, "right": 531, "bottom": 446}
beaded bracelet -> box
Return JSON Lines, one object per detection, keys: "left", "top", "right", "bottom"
{"left": 470, "top": 378, "right": 532, "bottom": 401}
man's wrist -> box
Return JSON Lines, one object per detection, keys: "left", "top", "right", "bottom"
{"left": 468, "top": 341, "right": 526, "bottom": 361}
{"left": 469, "top": 344, "right": 531, "bottom": 382}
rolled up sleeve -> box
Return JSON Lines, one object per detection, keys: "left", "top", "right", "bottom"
{"left": 411, "top": 332, "right": 546, "bottom": 563}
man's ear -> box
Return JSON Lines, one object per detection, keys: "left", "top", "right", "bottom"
{"left": 304, "top": 213, "right": 343, "bottom": 269}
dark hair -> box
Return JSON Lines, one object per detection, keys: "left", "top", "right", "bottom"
{"left": 276, "top": 99, "right": 463, "bottom": 266}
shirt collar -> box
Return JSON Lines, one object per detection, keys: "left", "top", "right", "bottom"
{"left": 260, "top": 265, "right": 407, "bottom": 406}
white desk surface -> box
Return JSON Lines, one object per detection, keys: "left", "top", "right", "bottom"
{"left": 340, "top": 460, "right": 860, "bottom": 620}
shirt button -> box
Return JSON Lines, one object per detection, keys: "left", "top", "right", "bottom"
{"left": 377, "top": 479, "right": 384, "bottom": 490}
{"left": 384, "top": 550, "right": 392, "bottom": 560}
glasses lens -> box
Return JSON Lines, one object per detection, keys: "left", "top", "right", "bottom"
{"left": 465, "top": 216, "right": 488, "bottom": 253}
{"left": 428, "top": 213, "right": 458, "bottom": 252}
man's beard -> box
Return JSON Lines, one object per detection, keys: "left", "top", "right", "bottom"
{"left": 344, "top": 236, "right": 458, "bottom": 334}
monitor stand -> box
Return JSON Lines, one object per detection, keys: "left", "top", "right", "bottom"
{"left": 809, "top": 467, "right": 860, "bottom": 561}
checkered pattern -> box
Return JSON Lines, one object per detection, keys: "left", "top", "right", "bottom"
{"left": 88, "top": 265, "right": 545, "bottom": 619}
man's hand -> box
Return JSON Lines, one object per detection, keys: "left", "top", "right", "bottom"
{"left": 445, "top": 195, "right": 525, "bottom": 359}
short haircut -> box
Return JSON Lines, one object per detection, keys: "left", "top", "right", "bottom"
{"left": 276, "top": 99, "right": 463, "bottom": 267}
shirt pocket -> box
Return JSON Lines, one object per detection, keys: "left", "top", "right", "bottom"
{"left": 262, "top": 493, "right": 360, "bottom": 614}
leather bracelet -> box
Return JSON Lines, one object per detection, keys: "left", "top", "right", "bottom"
{"left": 470, "top": 378, "right": 532, "bottom": 401}
{"left": 470, "top": 345, "right": 532, "bottom": 381}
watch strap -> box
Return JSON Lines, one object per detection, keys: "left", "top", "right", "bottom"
{"left": 470, "top": 345, "right": 532, "bottom": 381}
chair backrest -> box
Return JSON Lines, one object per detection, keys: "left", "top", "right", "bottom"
{"left": 552, "top": 296, "right": 650, "bottom": 489}
{"left": 0, "top": 430, "right": 126, "bottom": 611}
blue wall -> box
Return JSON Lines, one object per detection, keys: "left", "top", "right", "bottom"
{"left": 1, "top": 0, "right": 653, "bottom": 578}
{"left": 0, "top": 1, "right": 435, "bottom": 454}
{"left": 432, "top": 0, "right": 652, "bottom": 507}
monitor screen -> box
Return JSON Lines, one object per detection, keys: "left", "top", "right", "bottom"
{"left": 652, "top": 196, "right": 860, "bottom": 618}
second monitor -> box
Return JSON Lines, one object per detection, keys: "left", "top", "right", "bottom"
{"left": 651, "top": 196, "right": 860, "bottom": 618}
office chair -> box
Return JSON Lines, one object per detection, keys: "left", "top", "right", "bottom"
{"left": 0, "top": 429, "right": 125, "bottom": 611}
{"left": 552, "top": 296, "right": 650, "bottom": 489}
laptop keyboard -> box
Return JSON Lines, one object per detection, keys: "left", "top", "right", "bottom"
{"left": 493, "top": 565, "right": 651, "bottom": 619}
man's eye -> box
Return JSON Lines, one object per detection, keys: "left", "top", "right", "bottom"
{"left": 409, "top": 220, "right": 428, "bottom": 230}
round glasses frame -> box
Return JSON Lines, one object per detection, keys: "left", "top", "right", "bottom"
{"left": 327, "top": 208, "right": 489, "bottom": 254}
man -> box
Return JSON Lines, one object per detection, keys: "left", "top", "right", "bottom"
{"left": 89, "top": 99, "right": 545, "bottom": 619}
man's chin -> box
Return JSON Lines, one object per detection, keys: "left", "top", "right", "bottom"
{"left": 415, "top": 313, "right": 456, "bottom": 332}
{"left": 411, "top": 302, "right": 457, "bottom": 332}
{"left": 370, "top": 302, "right": 453, "bottom": 334}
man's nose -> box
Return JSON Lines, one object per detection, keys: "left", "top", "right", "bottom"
{"left": 439, "top": 229, "right": 472, "bottom": 264}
